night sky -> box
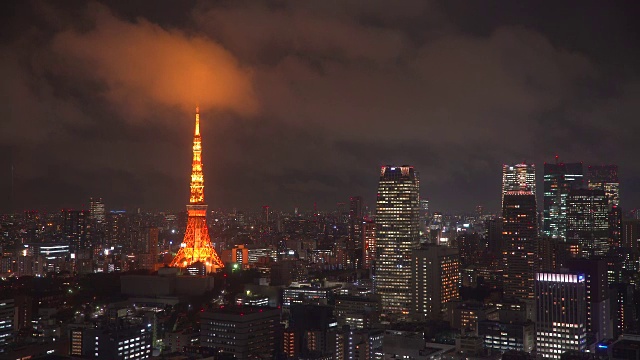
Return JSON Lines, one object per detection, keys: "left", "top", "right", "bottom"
{"left": 1, "top": 0, "right": 639, "bottom": 214}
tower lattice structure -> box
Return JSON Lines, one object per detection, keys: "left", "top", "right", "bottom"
{"left": 169, "top": 107, "right": 224, "bottom": 271}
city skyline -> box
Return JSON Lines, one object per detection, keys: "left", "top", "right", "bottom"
{"left": 1, "top": 1, "right": 640, "bottom": 214}
{"left": 2, "top": 2, "right": 640, "bottom": 359}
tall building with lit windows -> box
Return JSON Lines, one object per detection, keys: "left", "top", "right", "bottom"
{"left": 543, "top": 159, "right": 584, "bottom": 238}
{"left": 535, "top": 271, "right": 587, "bottom": 359}
{"left": 89, "top": 197, "right": 106, "bottom": 223}
{"left": 566, "top": 189, "right": 609, "bottom": 257}
{"left": 502, "top": 163, "right": 536, "bottom": 206}
{"left": 348, "top": 196, "right": 364, "bottom": 269}
{"left": 502, "top": 191, "right": 537, "bottom": 300}
{"left": 362, "top": 218, "right": 376, "bottom": 270}
{"left": 374, "top": 165, "right": 420, "bottom": 317}
{"left": 411, "top": 245, "right": 460, "bottom": 320}
{"left": 62, "top": 209, "right": 90, "bottom": 254}
{"left": 587, "top": 165, "right": 619, "bottom": 207}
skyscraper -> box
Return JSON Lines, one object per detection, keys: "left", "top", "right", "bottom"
{"left": 587, "top": 165, "right": 619, "bottom": 207}
{"left": 566, "top": 189, "right": 609, "bottom": 257}
{"left": 566, "top": 258, "right": 612, "bottom": 341}
{"left": 347, "top": 196, "right": 363, "bottom": 269}
{"left": 89, "top": 197, "right": 106, "bottom": 224}
{"left": 502, "top": 191, "right": 537, "bottom": 300}
{"left": 169, "top": 107, "right": 223, "bottom": 272}
{"left": 362, "top": 218, "right": 376, "bottom": 270}
{"left": 535, "top": 272, "right": 587, "bottom": 359}
{"left": 374, "top": 165, "right": 420, "bottom": 317}
{"left": 411, "top": 245, "right": 460, "bottom": 320}
{"left": 543, "top": 159, "right": 584, "bottom": 238}
{"left": 62, "top": 209, "right": 89, "bottom": 254}
{"left": 502, "top": 163, "right": 536, "bottom": 206}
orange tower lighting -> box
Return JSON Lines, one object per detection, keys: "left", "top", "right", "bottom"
{"left": 169, "top": 107, "right": 224, "bottom": 272}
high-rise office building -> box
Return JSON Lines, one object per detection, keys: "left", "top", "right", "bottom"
{"left": 89, "top": 197, "right": 106, "bottom": 223}
{"left": 535, "top": 272, "right": 587, "bottom": 359}
{"left": 62, "top": 209, "right": 89, "bottom": 254}
{"left": 566, "top": 189, "right": 609, "bottom": 257}
{"left": 348, "top": 196, "right": 363, "bottom": 269}
{"left": 566, "top": 258, "right": 612, "bottom": 341}
{"left": 543, "top": 159, "right": 584, "bottom": 238}
{"left": 587, "top": 165, "right": 619, "bottom": 207}
{"left": 621, "top": 219, "right": 640, "bottom": 253}
{"left": 502, "top": 191, "right": 537, "bottom": 300}
{"left": 362, "top": 218, "right": 376, "bottom": 270}
{"left": 410, "top": 245, "right": 460, "bottom": 320}
{"left": 612, "top": 283, "right": 638, "bottom": 337}
{"left": 608, "top": 205, "right": 622, "bottom": 249}
{"left": 374, "top": 165, "right": 420, "bottom": 317}
{"left": 24, "top": 210, "right": 41, "bottom": 243}
{"left": 502, "top": 163, "right": 536, "bottom": 206}
{"left": 485, "top": 218, "right": 503, "bottom": 254}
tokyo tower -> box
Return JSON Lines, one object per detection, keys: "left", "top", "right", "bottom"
{"left": 169, "top": 107, "right": 224, "bottom": 272}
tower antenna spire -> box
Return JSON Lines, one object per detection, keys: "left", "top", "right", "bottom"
{"left": 195, "top": 105, "right": 200, "bottom": 136}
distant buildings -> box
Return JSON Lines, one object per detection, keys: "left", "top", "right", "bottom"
{"left": 62, "top": 209, "right": 90, "bottom": 255}
{"left": 89, "top": 197, "right": 106, "bottom": 223}
{"left": 362, "top": 218, "right": 376, "bottom": 271}
{"left": 374, "top": 166, "right": 420, "bottom": 317}
{"left": 347, "top": 196, "right": 363, "bottom": 269}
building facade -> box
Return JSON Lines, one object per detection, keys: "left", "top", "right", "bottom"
{"left": 543, "top": 161, "right": 584, "bottom": 238}
{"left": 374, "top": 166, "right": 420, "bottom": 317}
{"left": 535, "top": 272, "right": 587, "bottom": 359}
{"left": 566, "top": 258, "right": 612, "bottom": 341}
{"left": 410, "top": 245, "right": 460, "bottom": 320}
{"left": 587, "top": 165, "right": 619, "bottom": 207}
{"left": 502, "top": 163, "right": 536, "bottom": 206}
{"left": 502, "top": 191, "right": 537, "bottom": 300}
{"left": 200, "top": 306, "right": 280, "bottom": 360}
{"left": 69, "top": 324, "right": 152, "bottom": 360}
{"left": 566, "top": 189, "right": 609, "bottom": 257}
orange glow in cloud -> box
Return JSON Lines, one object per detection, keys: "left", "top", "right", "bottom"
{"left": 51, "top": 3, "right": 257, "bottom": 116}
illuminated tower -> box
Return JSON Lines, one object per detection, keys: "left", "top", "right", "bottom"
{"left": 169, "top": 107, "right": 224, "bottom": 272}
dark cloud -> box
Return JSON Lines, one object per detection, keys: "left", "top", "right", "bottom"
{"left": 0, "top": 0, "right": 638, "bottom": 213}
